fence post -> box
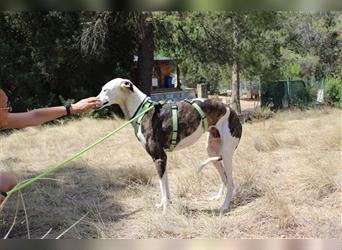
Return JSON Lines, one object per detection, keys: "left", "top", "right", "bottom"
{"left": 197, "top": 83, "right": 208, "bottom": 98}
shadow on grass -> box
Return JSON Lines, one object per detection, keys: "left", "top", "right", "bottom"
{"left": 181, "top": 187, "right": 262, "bottom": 217}
{"left": 0, "top": 161, "right": 143, "bottom": 239}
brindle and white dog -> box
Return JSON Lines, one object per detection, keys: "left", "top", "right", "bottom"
{"left": 97, "top": 78, "right": 242, "bottom": 214}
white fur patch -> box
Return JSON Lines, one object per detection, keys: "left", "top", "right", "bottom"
{"left": 172, "top": 122, "right": 204, "bottom": 151}
{"left": 137, "top": 126, "right": 147, "bottom": 148}
{"left": 192, "top": 98, "right": 206, "bottom": 102}
{"left": 216, "top": 108, "right": 240, "bottom": 149}
{"left": 216, "top": 107, "right": 230, "bottom": 128}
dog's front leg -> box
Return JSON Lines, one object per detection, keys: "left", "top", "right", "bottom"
{"left": 155, "top": 168, "right": 171, "bottom": 213}
{"left": 153, "top": 151, "right": 171, "bottom": 213}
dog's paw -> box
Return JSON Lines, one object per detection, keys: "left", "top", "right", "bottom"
{"left": 196, "top": 165, "right": 205, "bottom": 174}
{"left": 208, "top": 194, "right": 222, "bottom": 201}
{"left": 155, "top": 202, "right": 163, "bottom": 208}
{"left": 219, "top": 209, "right": 225, "bottom": 216}
{"left": 155, "top": 200, "right": 171, "bottom": 208}
{"left": 219, "top": 206, "right": 230, "bottom": 216}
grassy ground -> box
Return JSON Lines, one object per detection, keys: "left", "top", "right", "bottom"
{"left": 0, "top": 107, "right": 341, "bottom": 239}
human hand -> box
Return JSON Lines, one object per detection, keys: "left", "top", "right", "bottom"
{"left": 71, "top": 97, "right": 101, "bottom": 113}
{"left": 0, "top": 89, "right": 9, "bottom": 127}
{"left": 0, "top": 171, "right": 17, "bottom": 204}
{"left": 0, "top": 194, "right": 5, "bottom": 204}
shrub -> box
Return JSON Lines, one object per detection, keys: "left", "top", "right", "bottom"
{"left": 325, "top": 76, "right": 342, "bottom": 107}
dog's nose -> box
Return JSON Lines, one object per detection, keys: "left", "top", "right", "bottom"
{"left": 96, "top": 100, "right": 109, "bottom": 110}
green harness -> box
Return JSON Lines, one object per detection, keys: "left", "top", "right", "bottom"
{"left": 133, "top": 99, "right": 208, "bottom": 151}
{"left": 132, "top": 98, "right": 155, "bottom": 136}
{"left": 187, "top": 100, "right": 208, "bottom": 131}
{"left": 170, "top": 104, "right": 178, "bottom": 150}
{"left": 169, "top": 100, "right": 208, "bottom": 151}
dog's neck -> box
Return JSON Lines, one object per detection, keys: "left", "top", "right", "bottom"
{"left": 120, "top": 86, "right": 147, "bottom": 119}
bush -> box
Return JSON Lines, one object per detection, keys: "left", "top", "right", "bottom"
{"left": 325, "top": 76, "right": 342, "bottom": 107}
{"left": 307, "top": 84, "right": 319, "bottom": 103}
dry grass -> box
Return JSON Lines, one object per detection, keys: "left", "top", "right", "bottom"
{"left": 0, "top": 107, "right": 341, "bottom": 239}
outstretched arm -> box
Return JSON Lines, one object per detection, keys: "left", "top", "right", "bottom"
{"left": 5, "top": 97, "right": 100, "bottom": 129}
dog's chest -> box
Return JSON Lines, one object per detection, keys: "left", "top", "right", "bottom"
{"left": 136, "top": 127, "right": 147, "bottom": 147}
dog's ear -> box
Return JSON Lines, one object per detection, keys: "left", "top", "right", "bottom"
{"left": 120, "top": 80, "right": 134, "bottom": 92}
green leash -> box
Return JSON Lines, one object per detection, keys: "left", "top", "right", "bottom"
{"left": 4, "top": 105, "right": 155, "bottom": 198}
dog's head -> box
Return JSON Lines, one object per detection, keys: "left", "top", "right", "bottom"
{"left": 96, "top": 78, "right": 134, "bottom": 109}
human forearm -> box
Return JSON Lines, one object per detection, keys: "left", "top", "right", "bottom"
{"left": 6, "top": 106, "right": 67, "bottom": 128}
{"left": 4, "top": 97, "right": 100, "bottom": 129}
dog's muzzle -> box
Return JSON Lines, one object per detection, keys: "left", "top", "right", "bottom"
{"left": 96, "top": 100, "right": 109, "bottom": 110}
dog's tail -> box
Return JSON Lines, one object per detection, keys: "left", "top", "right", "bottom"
{"left": 197, "top": 156, "right": 222, "bottom": 174}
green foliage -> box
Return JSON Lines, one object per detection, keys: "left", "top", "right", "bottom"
{"left": 281, "top": 12, "right": 341, "bottom": 80}
{"left": 325, "top": 76, "right": 342, "bottom": 106}
{"left": 180, "top": 60, "right": 231, "bottom": 93}
{"left": 279, "top": 48, "right": 321, "bottom": 80}
{"left": 281, "top": 63, "right": 302, "bottom": 79}
{"left": 306, "top": 84, "right": 320, "bottom": 103}
{"left": 0, "top": 11, "right": 341, "bottom": 114}
{"left": 0, "top": 11, "right": 136, "bottom": 114}
{"left": 155, "top": 12, "right": 286, "bottom": 91}
{"left": 156, "top": 11, "right": 340, "bottom": 99}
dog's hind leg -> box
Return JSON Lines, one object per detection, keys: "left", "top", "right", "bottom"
{"left": 205, "top": 126, "right": 227, "bottom": 201}
{"left": 209, "top": 161, "right": 227, "bottom": 201}
{"left": 197, "top": 156, "right": 222, "bottom": 174}
{"left": 219, "top": 125, "right": 240, "bottom": 215}
{"left": 220, "top": 147, "right": 234, "bottom": 215}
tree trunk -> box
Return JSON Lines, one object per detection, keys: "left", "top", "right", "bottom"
{"left": 137, "top": 14, "right": 154, "bottom": 96}
{"left": 231, "top": 14, "right": 241, "bottom": 114}
{"left": 231, "top": 62, "right": 241, "bottom": 114}
{"left": 176, "top": 64, "right": 181, "bottom": 89}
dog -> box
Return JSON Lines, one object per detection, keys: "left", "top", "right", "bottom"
{"left": 97, "top": 78, "right": 242, "bottom": 214}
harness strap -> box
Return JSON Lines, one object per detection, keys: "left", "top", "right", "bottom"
{"left": 170, "top": 104, "right": 178, "bottom": 151}
{"left": 132, "top": 99, "right": 207, "bottom": 152}
{"left": 131, "top": 96, "right": 148, "bottom": 120}
{"left": 184, "top": 100, "right": 208, "bottom": 131}
{"left": 133, "top": 98, "right": 154, "bottom": 136}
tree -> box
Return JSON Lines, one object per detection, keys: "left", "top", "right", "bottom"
{"left": 136, "top": 12, "right": 154, "bottom": 96}
{"left": 1, "top": 11, "right": 340, "bottom": 113}
{"left": 231, "top": 13, "right": 242, "bottom": 113}
{"left": 0, "top": 11, "right": 136, "bottom": 112}
{"left": 80, "top": 11, "right": 157, "bottom": 96}
{"left": 274, "top": 12, "right": 341, "bottom": 81}
{"left": 155, "top": 11, "right": 282, "bottom": 114}
{"left": 0, "top": 12, "right": 84, "bottom": 110}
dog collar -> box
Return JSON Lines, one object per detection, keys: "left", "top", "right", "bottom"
{"left": 131, "top": 96, "right": 148, "bottom": 120}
